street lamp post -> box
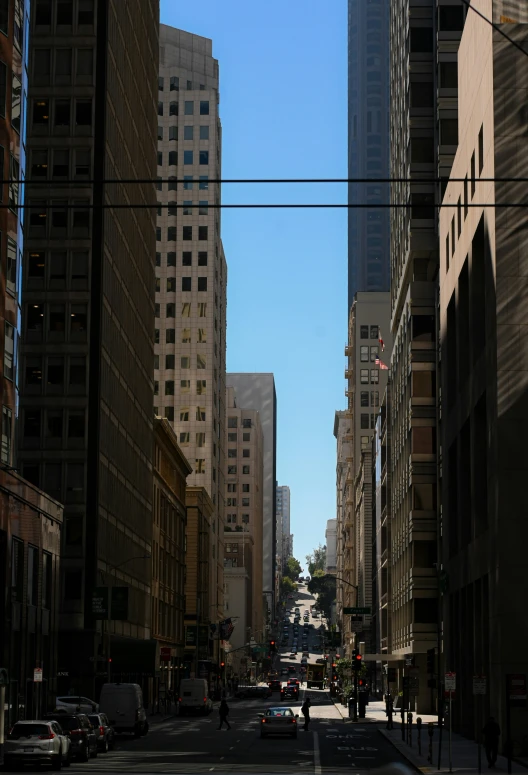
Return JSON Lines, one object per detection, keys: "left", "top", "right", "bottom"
{"left": 104, "top": 554, "right": 151, "bottom": 683}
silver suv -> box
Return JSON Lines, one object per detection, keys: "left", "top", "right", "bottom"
{"left": 4, "top": 720, "right": 71, "bottom": 770}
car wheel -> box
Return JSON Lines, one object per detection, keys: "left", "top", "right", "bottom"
{"left": 90, "top": 745, "right": 98, "bottom": 759}
{"left": 62, "top": 752, "right": 71, "bottom": 768}
{"left": 133, "top": 725, "right": 141, "bottom": 739}
{"left": 51, "top": 751, "right": 63, "bottom": 770}
{"left": 141, "top": 722, "right": 149, "bottom": 736}
{"left": 81, "top": 743, "right": 90, "bottom": 762}
{"left": 101, "top": 739, "right": 109, "bottom": 753}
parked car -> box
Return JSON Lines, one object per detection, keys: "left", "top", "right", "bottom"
{"left": 4, "top": 720, "right": 72, "bottom": 770}
{"left": 55, "top": 696, "right": 99, "bottom": 714}
{"left": 43, "top": 713, "right": 97, "bottom": 762}
{"left": 87, "top": 713, "right": 115, "bottom": 753}
{"left": 268, "top": 679, "right": 282, "bottom": 692}
{"left": 234, "top": 685, "right": 272, "bottom": 699}
{"left": 99, "top": 683, "right": 149, "bottom": 736}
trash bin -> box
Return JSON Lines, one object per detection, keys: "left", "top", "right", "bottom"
{"left": 348, "top": 696, "right": 357, "bottom": 719}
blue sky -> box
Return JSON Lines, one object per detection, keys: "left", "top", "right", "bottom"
{"left": 160, "top": 0, "right": 348, "bottom": 567}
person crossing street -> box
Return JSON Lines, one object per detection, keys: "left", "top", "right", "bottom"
{"left": 217, "top": 698, "right": 231, "bottom": 730}
{"left": 301, "top": 697, "right": 311, "bottom": 731}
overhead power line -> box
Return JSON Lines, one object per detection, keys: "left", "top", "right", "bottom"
{"left": 4, "top": 202, "right": 526, "bottom": 209}
{"left": 460, "top": 0, "right": 528, "bottom": 59}
{"left": 10, "top": 176, "right": 528, "bottom": 185}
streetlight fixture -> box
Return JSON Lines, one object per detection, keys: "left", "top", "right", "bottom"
{"left": 104, "top": 554, "right": 151, "bottom": 682}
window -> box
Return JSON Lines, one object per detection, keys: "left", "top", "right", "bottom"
{"left": 180, "top": 407, "right": 189, "bottom": 422}
{"left": 198, "top": 277, "right": 207, "bottom": 291}
{"left": 179, "top": 432, "right": 189, "bottom": 445}
{"left": 411, "top": 81, "right": 433, "bottom": 109}
{"left": 54, "top": 99, "right": 70, "bottom": 128}
{"left": 183, "top": 201, "right": 192, "bottom": 215}
{"left": 157, "top": 126, "right": 163, "bottom": 140}
{"left": 370, "top": 346, "right": 379, "bottom": 362}
{"left": 439, "top": 5, "right": 464, "bottom": 31}
{"left": 167, "top": 278, "right": 176, "bottom": 292}
{"left": 168, "top": 150, "right": 177, "bottom": 166}
{"left": 196, "top": 380, "right": 206, "bottom": 394}
{"left": 33, "top": 99, "right": 49, "bottom": 126}
{"left": 478, "top": 125, "right": 484, "bottom": 175}
{"left": 228, "top": 433, "right": 237, "bottom": 443}
{"left": 371, "top": 391, "right": 379, "bottom": 407}
{"left": 181, "top": 277, "right": 191, "bottom": 292}
{"left": 180, "top": 379, "right": 190, "bottom": 392}
{"left": 56, "top": 48, "right": 72, "bottom": 79}
{"left": 228, "top": 465, "right": 237, "bottom": 475}
{"left": 181, "top": 328, "right": 190, "bottom": 343}
{"left": 371, "top": 369, "right": 379, "bottom": 384}
{"left": 27, "top": 546, "right": 39, "bottom": 606}
{"left": 158, "top": 101, "right": 163, "bottom": 116}
{"left": 199, "top": 176, "right": 208, "bottom": 190}
{"left": 228, "top": 417, "right": 238, "bottom": 428}
{"left": 197, "top": 328, "right": 206, "bottom": 342}
{"left": 196, "top": 252, "right": 207, "bottom": 266}
{"left": 183, "top": 176, "right": 193, "bottom": 190}
{"left": 1, "top": 406, "right": 12, "bottom": 463}
{"left": 411, "top": 136, "right": 434, "bottom": 164}
{"left": 182, "top": 303, "right": 191, "bottom": 317}
{"left": 360, "top": 413, "right": 369, "bottom": 429}
{"left": 11, "top": 74, "right": 21, "bottom": 133}
{"left": 464, "top": 176, "right": 468, "bottom": 219}
{"left": 78, "top": 0, "right": 94, "bottom": 24}
{"left": 199, "top": 150, "right": 209, "bottom": 165}
{"left": 197, "top": 354, "right": 206, "bottom": 369}
{"left": 440, "top": 118, "right": 458, "bottom": 145}
{"left": 180, "top": 357, "right": 190, "bottom": 369}
{"left": 200, "top": 126, "right": 209, "bottom": 140}
{"left": 199, "top": 201, "right": 208, "bottom": 215}
{"left": 360, "top": 346, "right": 369, "bottom": 362}
{"left": 359, "top": 325, "right": 368, "bottom": 339}
{"left": 165, "top": 380, "right": 174, "bottom": 395}
{"left": 4, "top": 322, "right": 14, "bottom": 380}
{"left": 199, "top": 226, "right": 208, "bottom": 240}
{"left": 243, "top": 432, "right": 250, "bottom": 441}
{"left": 69, "top": 357, "right": 86, "bottom": 386}
{"left": 169, "top": 126, "right": 177, "bottom": 140}
{"left": 198, "top": 303, "right": 206, "bottom": 317}
{"left": 196, "top": 432, "right": 205, "bottom": 447}
{"left": 165, "top": 329, "right": 176, "bottom": 344}
{"left": 183, "top": 226, "right": 192, "bottom": 240}
{"left": 184, "top": 125, "right": 193, "bottom": 140}
{"left": 170, "top": 76, "right": 179, "bottom": 91}
{"left": 184, "top": 150, "right": 193, "bottom": 165}
{"left": 184, "top": 101, "right": 193, "bottom": 115}
{"left": 6, "top": 238, "right": 17, "bottom": 294}
{"left": 228, "top": 448, "right": 237, "bottom": 458}
{"left": 242, "top": 449, "right": 250, "bottom": 458}
{"left": 360, "top": 391, "right": 369, "bottom": 407}
{"left": 74, "top": 100, "right": 91, "bottom": 128}
{"left": 410, "top": 26, "right": 433, "bottom": 52}
{"left": 154, "top": 329, "right": 159, "bottom": 344}
{"left": 242, "top": 465, "right": 250, "bottom": 474}
{"left": 200, "top": 101, "right": 210, "bottom": 115}
{"left": 195, "top": 458, "right": 205, "bottom": 472}
{"left": 471, "top": 151, "right": 476, "bottom": 197}
{"left": 440, "top": 61, "right": 457, "bottom": 89}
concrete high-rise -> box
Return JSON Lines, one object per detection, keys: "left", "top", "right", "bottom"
{"left": 156, "top": 26, "right": 228, "bottom": 627}
{"left": 348, "top": 0, "right": 391, "bottom": 307}
{"left": 276, "top": 485, "right": 291, "bottom": 565}
{"left": 19, "top": 0, "right": 159, "bottom": 691}
{"left": 325, "top": 519, "right": 337, "bottom": 573}
{"left": 227, "top": 374, "right": 277, "bottom": 615}
{"left": 439, "top": 1, "right": 528, "bottom": 740}
{"left": 389, "top": 0, "right": 464, "bottom": 711}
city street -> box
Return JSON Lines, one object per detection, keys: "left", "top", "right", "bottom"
{"left": 60, "top": 584, "right": 412, "bottom": 774}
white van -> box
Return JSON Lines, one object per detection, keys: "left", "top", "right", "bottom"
{"left": 178, "top": 679, "right": 213, "bottom": 715}
{"left": 98, "top": 683, "right": 148, "bottom": 737}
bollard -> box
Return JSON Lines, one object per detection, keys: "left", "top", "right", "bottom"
{"left": 428, "top": 721, "right": 434, "bottom": 763}
{"left": 407, "top": 712, "right": 413, "bottom": 746}
{"left": 416, "top": 717, "right": 422, "bottom": 756}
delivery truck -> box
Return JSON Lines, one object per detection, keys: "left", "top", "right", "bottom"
{"left": 306, "top": 663, "right": 325, "bottom": 690}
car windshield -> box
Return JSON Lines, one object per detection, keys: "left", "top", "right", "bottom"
{"left": 9, "top": 724, "right": 49, "bottom": 738}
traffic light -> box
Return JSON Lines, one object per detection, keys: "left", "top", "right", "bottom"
{"left": 220, "top": 661, "right": 225, "bottom": 670}
{"left": 332, "top": 662, "right": 337, "bottom": 668}
{"left": 352, "top": 650, "right": 363, "bottom": 671}
{"left": 269, "top": 640, "right": 276, "bottom": 653}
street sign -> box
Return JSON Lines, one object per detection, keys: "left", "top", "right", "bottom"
{"left": 473, "top": 675, "right": 487, "bottom": 696}
{"left": 343, "top": 607, "right": 371, "bottom": 615}
{"left": 445, "top": 672, "right": 456, "bottom": 691}
{"left": 507, "top": 674, "right": 527, "bottom": 706}
{"left": 33, "top": 668, "right": 43, "bottom": 683}
{"left": 92, "top": 587, "right": 109, "bottom": 618}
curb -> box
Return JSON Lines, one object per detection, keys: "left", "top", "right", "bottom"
{"left": 378, "top": 728, "right": 433, "bottom": 774}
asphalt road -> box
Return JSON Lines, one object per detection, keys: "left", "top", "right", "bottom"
{"left": 23, "top": 586, "right": 414, "bottom": 774}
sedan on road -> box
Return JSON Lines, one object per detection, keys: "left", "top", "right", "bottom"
{"left": 259, "top": 707, "right": 298, "bottom": 738}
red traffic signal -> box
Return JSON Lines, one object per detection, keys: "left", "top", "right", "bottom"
{"left": 220, "top": 661, "right": 225, "bottom": 668}
{"left": 353, "top": 652, "right": 362, "bottom": 670}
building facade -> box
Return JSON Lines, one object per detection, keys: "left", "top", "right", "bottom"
{"left": 0, "top": 470, "right": 63, "bottom": 724}
{"left": 0, "top": 0, "right": 29, "bottom": 468}
{"left": 388, "top": 0, "right": 464, "bottom": 711}
{"left": 348, "top": 0, "right": 390, "bottom": 306}
{"left": 334, "top": 408, "right": 354, "bottom": 656}
{"left": 276, "top": 484, "right": 291, "bottom": 566}
{"left": 227, "top": 374, "right": 277, "bottom": 616}
{"left": 19, "top": 0, "right": 159, "bottom": 691}
{"left": 439, "top": 1, "right": 528, "bottom": 742}
{"left": 152, "top": 417, "right": 192, "bottom": 694}
{"left": 224, "top": 385, "right": 265, "bottom": 644}
{"left": 155, "top": 25, "right": 227, "bottom": 628}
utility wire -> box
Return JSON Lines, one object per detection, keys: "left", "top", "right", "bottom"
{"left": 3, "top": 202, "right": 525, "bottom": 209}
{"left": 9, "top": 176, "right": 528, "bottom": 184}
{"left": 460, "top": 0, "right": 528, "bottom": 58}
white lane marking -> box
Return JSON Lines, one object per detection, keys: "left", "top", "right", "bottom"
{"left": 313, "top": 731, "right": 321, "bottom": 775}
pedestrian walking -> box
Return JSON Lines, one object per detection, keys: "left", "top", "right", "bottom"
{"left": 301, "top": 697, "right": 311, "bottom": 731}
{"left": 386, "top": 694, "right": 394, "bottom": 730}
{"left": 483, "top": 716, "right": 500, "bottom": 768}
{"left": 217, "top": 698, "right": 231, "bottom": 730}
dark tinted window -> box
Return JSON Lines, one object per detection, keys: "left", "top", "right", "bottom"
{"left": 9, "top": 724, "right": 50, "bottom": 738}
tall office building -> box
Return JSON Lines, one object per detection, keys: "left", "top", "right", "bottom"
{"left": 334, "top": 409, "right": 353, "bottom": 655}
{"left": 439, "top": 3, "right": 528, "bottom": 739}
{"left": 276, "top": 484, "right": 290, "bottom": 565}
{"left": 347, "top": 0, "right": 390, "bottom": 307}
{"left": 19, "top": 0, "right": 159, "bottom": 689}
{"left": 389, "top": 0, "right": 464, "bottom": 710}
{"left": 156, "top": 26, "right": 228, "bottom": 626}
{"left": 227, "top": 374, "right": 277, "bottom": 614}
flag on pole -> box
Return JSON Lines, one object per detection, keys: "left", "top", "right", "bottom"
{"left": 379, "top": 329, "right": 385, "bottom": 351}
{"left": 375, "top": 355, "right": 389, "bottom": 371}
{"left": 219, "top": 618, "right": 235, "bottom": 640}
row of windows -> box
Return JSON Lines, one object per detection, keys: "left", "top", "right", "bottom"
{"left": 227, "top": 464, "right": 250, "bottom": 475}
{"left": 227, "top": 483, "right": 250, "bottom": 492}
{"left": 360, "top": 325, "right": 379, "bottom": 340}
{"left": 227, "top": 418, "right": 252, "bottom": 429}
{"left": 158, "top": 76, "right": 207, "bottom": 92}
{"left": 25, "top": 355, "right": 86, "bottom": 388}
{"left": 154, "top": 356, "right": 207, "bottom": 381}
{"left": 27, "top": 250, "right": 89, "bottom": 287}
{"left": 11, "top": 538, "right": 53, "bottom": 609}
{"left": 360, "top": 369, "right": 380, "bottom": 385}
{"left": 156, "top": 251, "right": 208, "bottom": 267}
{"left": 360, "top": 413, "right": 378, "bottom": 430}
{"left": 155, "top": 277, "right": 208, "bottom": 295}
{"left": 156, "top": 149, "right": 210, "bottom": 165}
{"left": 28, "top": 201, "right": 91, "bottom": 233}
{"left": 0, "top": 60, "right": 22, "bottom": 134}
{"left": 156, "top": 175, "right": 209, "bottom": 191}
{"left": 226, "top": 498, "right": 250, "bottom": 507}
{"left": 227, "top": 433, "right": 251, "bottom": 442}
{"left": 156, "top": 226, "right": 210, "bottom": 242}
{"left": 23, "top": 408, "right": 86, "bottom": 439}
{"left": 445, "top": 124, "right": 484, "bottom": 272}
{"left": 33, "top": 47, "right": 93, "bottom": 81}
{"left": 31, "top": 147, "right": 91, "bottom": 179}
{"left": 155, "top": 328, "right": 208, "bottom": 349}
{"left": 32, "top": 97, "right": 92, "bottom": 128}
{"left": 360, "top": 391, "right": 379, "bottom": 407}
{"left": 34, "top": 0, "right": 94, "bottom": 28}
{"left": 158, "top": 100, "right": 209, "bottom": 117}
{"left": 155, "top": 303, "right": 208, "bottom": 320}
{"left": 157, "top": 406, "right": 206, "bottom": 422}
{"left": 226, "top": 514, "right": 250, "bottom": 524}
{"left": 360, "top": 345, "right": 380, "bottom": 362}
{"left": 228, "top": 448, "right": 251, "bottom": 458}
{"left": 25, "top": 303, "right": 87, "bottom": 336}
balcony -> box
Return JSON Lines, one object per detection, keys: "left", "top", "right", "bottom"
{"left": 345, "top": 345, "right": 351, "bottom": 357}
{"left": 345, "top": 369, "right": 351, "bottom": 380}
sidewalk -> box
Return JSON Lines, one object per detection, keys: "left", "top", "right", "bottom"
{"left": 379, "top": 723, "right": 528, "bottom": 774}
{"left": 330, "top": 698, "right": 438, "bottom": 725}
